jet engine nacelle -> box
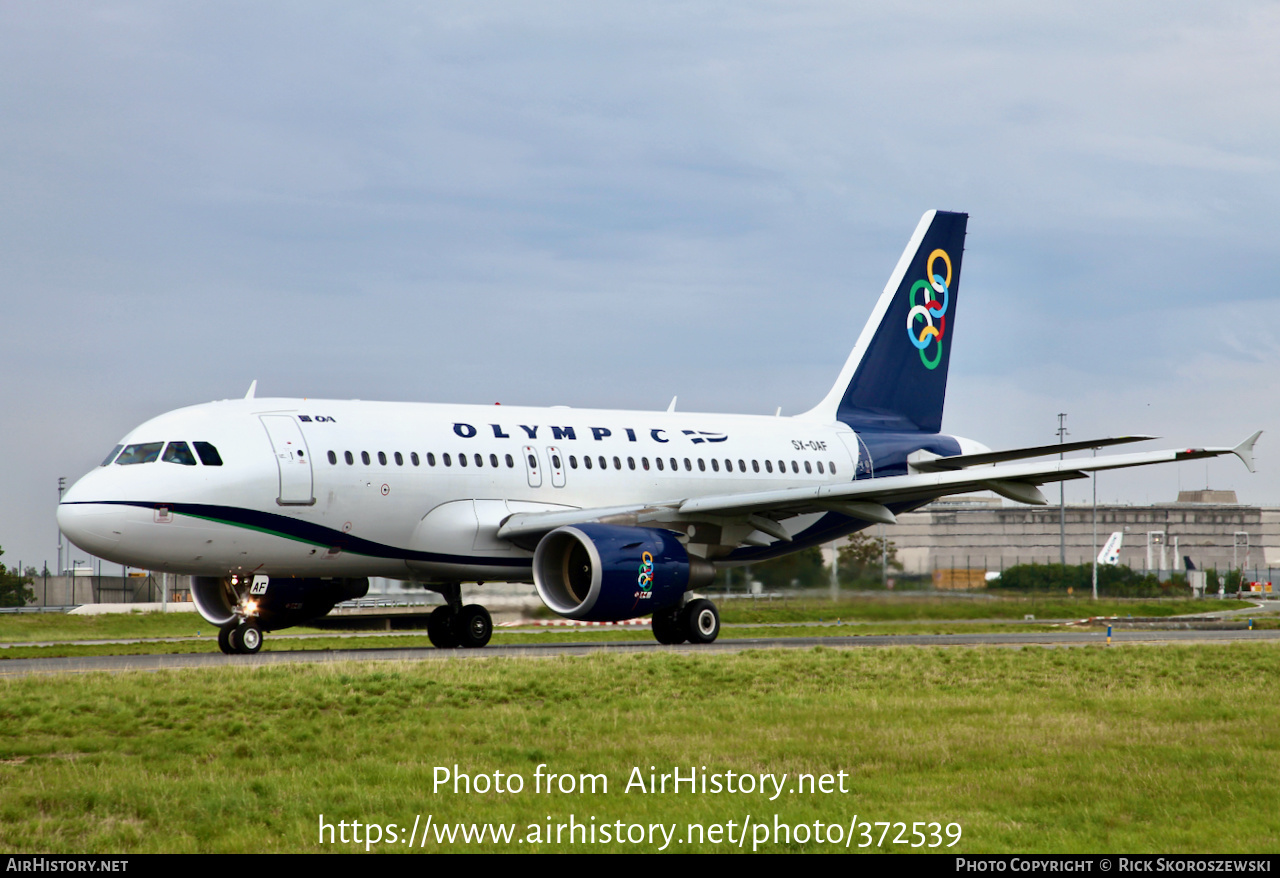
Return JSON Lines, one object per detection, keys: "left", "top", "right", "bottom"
{"left": 191, "top": 575, "right": 369, "bottom": 631}
{"left": 532, "top": 524, "right": 715, "bottom": 622}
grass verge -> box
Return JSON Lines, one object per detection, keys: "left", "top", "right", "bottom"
{"left": 1, "top": 644, "right": 1278, "bottom": 853}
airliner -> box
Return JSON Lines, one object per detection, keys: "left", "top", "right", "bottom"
{"left": 56, "top": 210, "right": 1261, "bottom": 654}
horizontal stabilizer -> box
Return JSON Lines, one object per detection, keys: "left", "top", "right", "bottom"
{"left": 916, "top": 436, "right": 1157, "bottom": 471}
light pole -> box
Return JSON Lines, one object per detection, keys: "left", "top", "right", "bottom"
{"left": 1092, "top": 446, "right": 1098, "bottom": 601}
{"left": 1057, "top": 414, "right": 1068, "bottom": 566}
{"left": 57, "top": 476, "right": 66, "bottom": 576}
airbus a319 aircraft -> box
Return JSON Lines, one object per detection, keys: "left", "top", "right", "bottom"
{"left": 57, "top": 211, "right": 1261, "bottom": 654}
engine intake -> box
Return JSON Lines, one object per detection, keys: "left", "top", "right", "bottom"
{"left": 533, "top": 524, "right": 714, "bottom": 621}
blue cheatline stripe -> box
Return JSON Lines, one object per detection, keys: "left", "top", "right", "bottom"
{"left": 63, "top": 500, "right": 531, "bottom": 569}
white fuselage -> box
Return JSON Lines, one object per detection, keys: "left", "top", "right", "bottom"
{"left": 58, "top": 397, "right": 929, "bottom": 583}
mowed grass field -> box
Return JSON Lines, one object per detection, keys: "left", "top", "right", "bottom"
{"left": 2, "top": 643, "right": 1278, "bottom": 853}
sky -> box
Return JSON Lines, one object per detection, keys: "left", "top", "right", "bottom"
{"left": 2, "top": 2, "right": 1278, "bottom": 572}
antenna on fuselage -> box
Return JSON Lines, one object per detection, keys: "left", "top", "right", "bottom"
{"left": 245, "top": 380, "right": 257, "bottom": 400}
{"left": 667, "top": 396, "right": 677, "bottom": 412}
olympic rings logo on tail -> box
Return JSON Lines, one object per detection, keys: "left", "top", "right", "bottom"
{"left": 905, "top": 248, "right": 951, "bottom": 370}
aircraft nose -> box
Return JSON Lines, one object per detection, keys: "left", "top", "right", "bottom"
{"left": 57, "top": 502, "right": 124, "bottom": 557}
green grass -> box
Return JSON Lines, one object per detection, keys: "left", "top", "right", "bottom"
{"left": 0, "top": 609, "right": 224, "bottom": 643}
{"left": 1, "top": 645, "right": 1278, "bottom": 853}
{"left": 0, "top": 622, "right": 1088, "bottom": 661}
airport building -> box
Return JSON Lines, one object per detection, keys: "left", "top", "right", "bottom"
{"left": 869, "top": 490, "right": 1280, "bottom": 579}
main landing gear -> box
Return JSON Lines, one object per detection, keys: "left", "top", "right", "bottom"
{"left": 217, "top": 620, "right": 264, "bottom": 655}
{"left": 426, "top": 583, "right": 493, "bottom": 649}
{"left": 651, "top": 598, "right": 720, "bottom": 645}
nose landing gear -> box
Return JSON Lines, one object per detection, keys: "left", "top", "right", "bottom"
{"left": 217, "top": 620, "right": 264, "bottom": 655}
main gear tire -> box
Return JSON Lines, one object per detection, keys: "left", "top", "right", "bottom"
{"left": 427, "top": 605, "right": 460, "bottom": 649}
{"left": 455, "top": 604, "right": 493, "bottom": 649}
{"left": 682, "top": 599, "right": 720, "bottom": 644}
{"left": 651, "top": 607, "right": 686, "bottom": 645}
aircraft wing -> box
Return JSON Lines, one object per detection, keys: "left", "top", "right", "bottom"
{"left": 497, "top": 432, "right": 1261, "bottom": 546}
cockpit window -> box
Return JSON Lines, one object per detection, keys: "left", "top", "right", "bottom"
{"left": 162, "top": 442, "right": 197, "bottom": 466}
{"left": 193, "top": 442, "right": 223, "bottom": 466}
{"left": 115, "top": 442, "right": 164, "bottom": 465}
{"left": 100, "top": 445, "right": 123, "bottom": 467}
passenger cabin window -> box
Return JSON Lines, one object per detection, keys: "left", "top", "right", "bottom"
{"left": 378, "top": 452, "right": 387, "bottom": 466}
{"left": 345, "top": 451, "right": 354, "bottom": 465}
{"left": 116, "top": 443, "right": 164, "bottom": 465}
{"left": 328, "top": 451, "right": 337, "bottom": 465}
{"left": 162, "top": 442, "right": 197, "bottom": 466}
{"left": 395, "top": 452, "right": 403, "bottom": 466}
{"left": 100, "top": 445, "right": 123, "bottom": 466}
{"left": 361, "top": 451, "right": 371, "bottom": 465}
{"left": 411, "top": 452, "right": 420, "bottom": 466}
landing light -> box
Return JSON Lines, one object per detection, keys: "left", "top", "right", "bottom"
{"left": 241, "top": 599, "right": 259, "bottom": 617}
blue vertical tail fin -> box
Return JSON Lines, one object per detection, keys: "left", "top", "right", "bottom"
{"left": 802, "top": 210, "right": 968, "bottom": 433}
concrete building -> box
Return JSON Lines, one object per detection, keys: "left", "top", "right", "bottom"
{"left": 874, "top": 491, "right": 1280, "bottom": 578}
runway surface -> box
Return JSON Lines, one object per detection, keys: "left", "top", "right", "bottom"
{"left": 3, "top": 627, "right": 1279, "bottom": 677}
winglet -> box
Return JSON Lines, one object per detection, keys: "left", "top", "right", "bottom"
{"left": 1233, "top": 430, "right": 1263, "bottom": 473}
{"left": 245, "top": 380, "right": 257, "bottom": 400}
